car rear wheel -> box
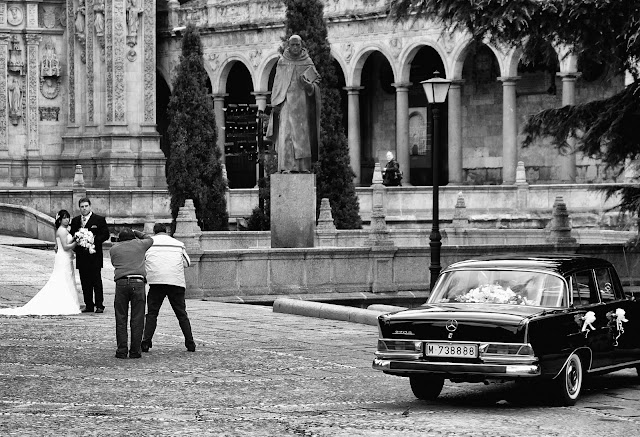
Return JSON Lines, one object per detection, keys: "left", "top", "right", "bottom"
{"left": 553, "top": 352, "right": 583, "bottom": 406}
{"left": 409, "top": 375, "right": 444, "bottom": 400}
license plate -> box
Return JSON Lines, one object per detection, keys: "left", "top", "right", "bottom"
{"left": 425, "top": 343, "right": 478, "bottom": 358}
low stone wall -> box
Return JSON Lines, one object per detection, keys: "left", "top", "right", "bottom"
{"left": 0, "top": 203, "right": 56, "bottom": 241}
{"left": 174, "top": 199, "right": 640, "bottom": 302}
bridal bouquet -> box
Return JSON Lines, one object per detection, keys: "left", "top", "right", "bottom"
{"left": 75, "top": 228, "right": 96, "bottom": 254}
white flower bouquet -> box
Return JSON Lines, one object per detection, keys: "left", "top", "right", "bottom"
{"left": 75, "top": 227, "right": 96, "bottom": 254}
{"left": 455, "top": 283, "right": 533, "bottom": 305}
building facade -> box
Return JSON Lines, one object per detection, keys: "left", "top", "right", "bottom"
{"left": 0, "top": 0, "right": 626, "bottom": 191}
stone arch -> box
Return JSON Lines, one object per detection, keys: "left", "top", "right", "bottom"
{"left": 256, "top": 52, "right": 280, "bottom": 92}
{"left": 350, "top": 45, "right": 396, "bottom": 86}
{"left": 451, "top": 37, "right": 505, "bottom": 80}
{"left": 398, "top": 40, "right": 449, "bottom": 82}
{"left": 330, "top": 46, "right": 349, "bottom": 85}
{"left": 214, "top": 56, "right": 254, "bottom": 94}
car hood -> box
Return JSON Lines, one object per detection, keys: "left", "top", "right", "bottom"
{"left": 379, "top": 303, "right": 549, "bottom": 343}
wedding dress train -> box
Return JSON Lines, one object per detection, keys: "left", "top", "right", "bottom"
{"left": 0, "top": 235, "right": 81, "bottom": 316}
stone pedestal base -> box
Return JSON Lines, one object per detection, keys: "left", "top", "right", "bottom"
{"left": 271, "top": 173, "right": 316, "bottom": 248}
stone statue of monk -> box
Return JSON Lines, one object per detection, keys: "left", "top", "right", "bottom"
{"left": 267, "top": 35, "right": 321, "bottom": 173}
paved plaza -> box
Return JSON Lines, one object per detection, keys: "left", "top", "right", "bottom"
{"left": 1, "top": 238, "right": 640, "bottom": 436}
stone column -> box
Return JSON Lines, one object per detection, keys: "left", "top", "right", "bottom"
{"left": 252, "top": 91, "right": 269, "bottom": 111}
{"left": 344, "top": 86, "right": 363, "bottom": 185}
{"left": 168, "top": 0, "right": 180, "bottom": 28}
{"left": 25, "top": 33, "right": 43, "bottom": 187}
{"left": 559, "top": 73, "right": 578, "bottom": 182}
{"left": 447, "top": 80, "right": 464, "bottom": 183}
{"left": 393, "top": 83, "right": 411, "bottom": 185}
{"left": 213, "top": 93, "right": 227, "bottom": 164}
{"left": 499, "top": 77, "right": 519, "bottom": 184}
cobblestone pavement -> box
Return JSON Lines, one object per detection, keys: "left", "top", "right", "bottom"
{"left": 1, "top": 240, "right": 640, "bottom": 436}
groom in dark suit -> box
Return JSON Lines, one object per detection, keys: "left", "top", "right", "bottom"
{"left": 70, "top": 197, "right": 110, "bottom": 313}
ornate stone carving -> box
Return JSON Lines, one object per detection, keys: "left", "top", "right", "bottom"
{"left": 41, "top": 40, "right": 62, "bottom": 77}
{"left": 105, "top": 0, "right": 113, "bottom": 122}
{"left": 75, "top": 0, "right": 86, "bottom": 63}
{"left": 126, "top": 0, "right": 143, "bottom": 56}
{"left": 143, "top": 0, "right": 155, "bottom": 123}
{"left": 343, "top": 42, "right": 353, "bottom": 63}
{"left": 86, "top": 0, "right": 94, "bottom": 122}
{"left": 27, "top": 4, "right": 37, "bottom": 28}
{"left": 26, "top": 34, "right": 41, "bottom": 150}
{"left": 389, "top": 37, "right": 402, "bottom": 59}
{"left": 249, "top": 49, "right": 261, "bottom": 68}
{"left": 0, "top": 34, "right": 9, "bottom": 149}
{"left": 114, "top": 0, "right": 126, "bottom": 121}
{"left": 40, "top": 77, "right": 60, "bottom": 99}
{"left": 39, "top": 106, "right": 60, "bottom": 121}
{"left": 7, "top": 75, "right": 23, "bottom": 125}
{"left": 7, "top": 5, "right": 23, "bottom": 26}
{"left": 41, "top": 5, "right": 58, "bottom": 29}
{"left": 67, "top": 1, "right": 75, "bottom": 123}
{"left": 94, "top": 0, "right": 105, "bottom": 57}
{"left": 0, "top": 5, "right": 6, "bottom": 26}
{"left": 8, "top": 34, "right": 24, "bottom": 75}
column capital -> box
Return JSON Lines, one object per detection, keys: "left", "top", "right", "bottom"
{"left": 251, "top": 91, "right": 271, "bottom": 97}
{"left": 557, "top": 72, "right": 581, "bottom": 80}
{"left": 343, "top": 86, "right": 364, "bottom": 93}
{"left": 392, "top": 82, "right": 412, "bottom": 90}
{"left": 25, "top": 33, "right": 42, "bottom": 45}
{"left": 497, "top": 76, "right": 521, "bottom": 84}
{"left": 212, "top": 93, "right": 229, "bottom": 101}
{"left": 449, "top": 79, "right": 465, "bottom": 87}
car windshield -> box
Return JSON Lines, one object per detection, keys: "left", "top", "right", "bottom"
{"left": 429, "top": 269, "right": 567, "bottom": 307}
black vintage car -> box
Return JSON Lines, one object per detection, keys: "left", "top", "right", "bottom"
{"left": 373, "top": 255, "right": 640, "bottom": 405}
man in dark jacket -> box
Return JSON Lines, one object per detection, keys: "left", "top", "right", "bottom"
{"left": 109, "top": 228, "right": 153, "bottom": 359}
{"left": 70, "top": 197, "right": 110, "bottom": 313}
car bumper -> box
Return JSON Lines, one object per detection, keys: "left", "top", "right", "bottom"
{"left": 372, "top": 358, "right": 541, "bottom": 377}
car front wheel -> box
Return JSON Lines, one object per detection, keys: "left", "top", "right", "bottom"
{"left": 409, "top": 375, "right": 444, "bottom": 400}
{"left": 553, "top": 352, "right": 583, "bottom": 406}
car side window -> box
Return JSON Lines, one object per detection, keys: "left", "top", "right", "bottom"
{"left": 595, "top": 268, "right": 617, "bottom": 302}
{"left": 571, "top": 270, "right": 598, "bottom": 306}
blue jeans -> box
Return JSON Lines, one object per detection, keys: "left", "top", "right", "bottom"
{"left": 114, "top": 278, "right": 146, "bottom": 356}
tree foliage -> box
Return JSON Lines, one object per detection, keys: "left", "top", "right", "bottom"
{"left": 166, "top": 25, "right": 228, "bottom": 231}
{"left": 282, "top": 0, "right": 362, "bottom": 229}
{"left": 389, "top": 0, "right": 640, "bottom": 215}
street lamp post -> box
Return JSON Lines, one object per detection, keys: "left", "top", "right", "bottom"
{"left": 421, "top": 72, "right": 451, "bottom": 290}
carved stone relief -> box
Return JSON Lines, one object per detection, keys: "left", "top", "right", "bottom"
{"left": 249, "top": 49, "right": 261, "bottom": 68}
{"left": 94, "top": 0, "right": 105, "bottom": 57}
{"left": 0, "top": 35, "right": 8, "bottom": 149}
{"left": 41, "top": 40, "right": 62, "bottom": 77}
{"left": 39, "top": 106, "right": 60, "bottom": 121}
{"left": 40, "top": 77, "right": 60, "bottom": 99}
{"left": 143, "top": 0, "right": 155, "bottom": 123}
{"left": 86, "top": 0, "right": 94, "bottom": 122}
{"left": 40, "top": 5, "right": 59, "bottom": 29}
{"left": 7, "top": 5, "right": 23, "bottom": 26}
{"left": 75, "top": 0, "right": 87, "bottom": 63}
{"left": 114, "top": 0, "right": 126, "bottom": 121}
{"left": 389, "top": 37, "right": 402, "bottom": 59}
{"left": 7, "top": 75, "right": 23, "bottom": 125}
{"left": 8, "top": 34, "right": 23, "bottom": 75}
{"left": 0, "top": 5, "right": 6, "bottom": 25}
{"left": 26, "top": 35, "right": 41, "bottom": 150}
{"left": 126, "top": 0, "right": 143, "bottom": 60}
{"left": 67, "top": 0, "right": 75, "bottom": 123}
{"left": 343, "top": 42, "right": 353, "bottom": 63}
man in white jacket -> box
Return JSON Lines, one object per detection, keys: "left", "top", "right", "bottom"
{"left": 141, "top": 223, "right": 195, "bottom": 353}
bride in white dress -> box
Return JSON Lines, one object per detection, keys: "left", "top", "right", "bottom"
{"left": 0, "top": 209, "right": 81, "bottom": 316}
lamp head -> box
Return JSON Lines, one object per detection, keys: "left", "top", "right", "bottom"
{"left": 421, "top": 70, "right": 452, "bottom": 104}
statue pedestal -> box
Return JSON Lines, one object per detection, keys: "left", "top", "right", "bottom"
{"left": 271, "top": 173, "right": 316, "bottom": 248}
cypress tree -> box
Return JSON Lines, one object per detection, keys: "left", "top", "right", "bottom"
{"left": 166, "top": 25, "right": 228, "bottom": 231}
{"left": 282, "top": 0, "right": 362, "bottom": 229}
